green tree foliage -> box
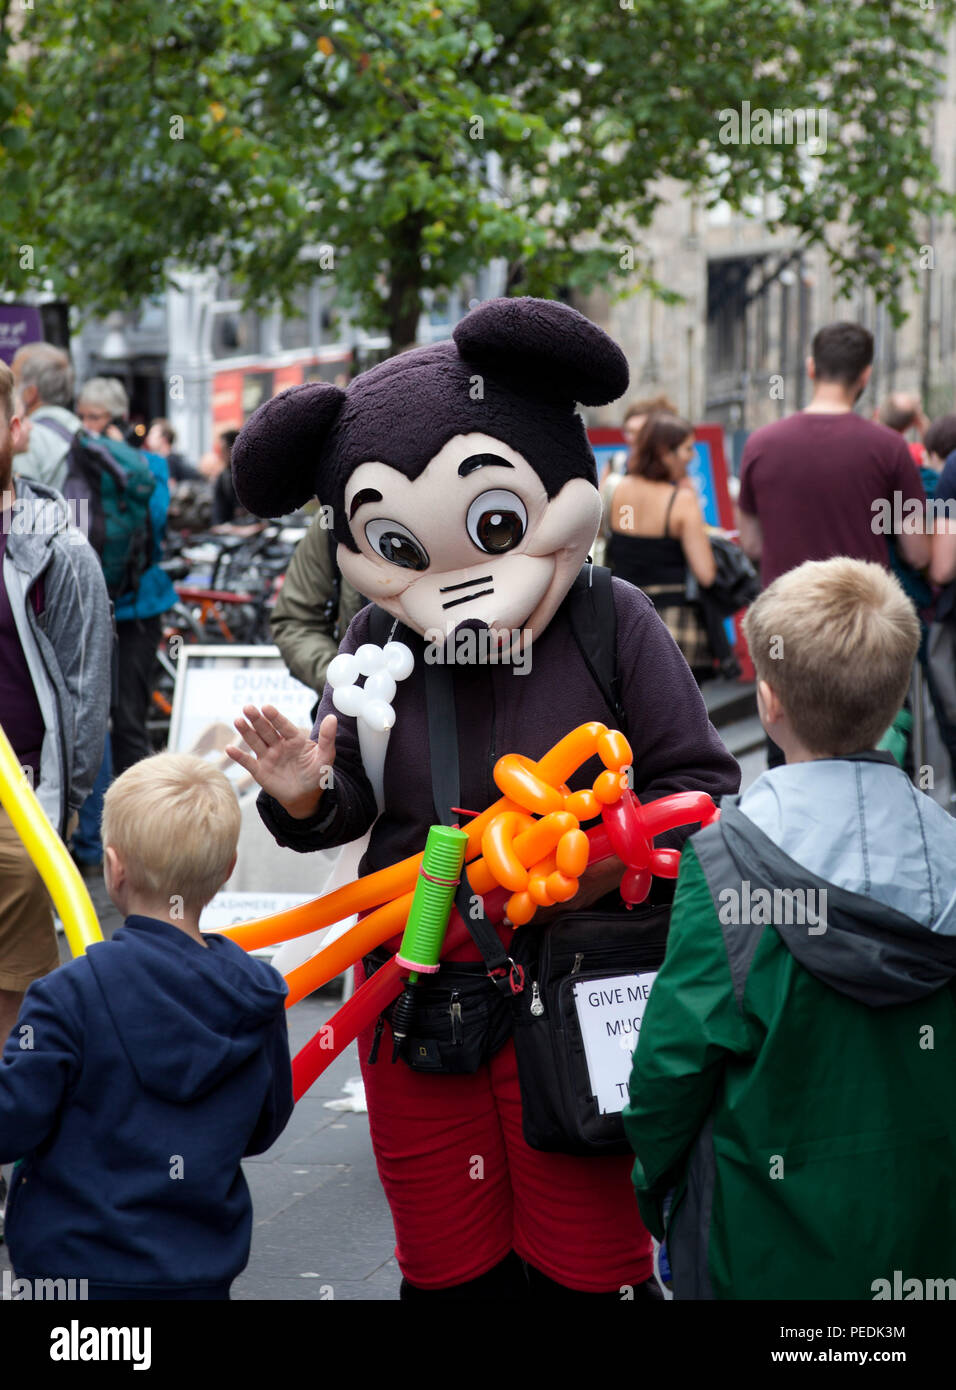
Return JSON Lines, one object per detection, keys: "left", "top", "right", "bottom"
{"left": 0, "top": 0, "right": 952, "bottom": 345}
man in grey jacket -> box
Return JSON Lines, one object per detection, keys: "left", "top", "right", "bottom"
{"left": 10, "top": 342, "right": 81, "bottom": 493}
{"left": 0, "top": 360, "right": 111, "bottom": 1050}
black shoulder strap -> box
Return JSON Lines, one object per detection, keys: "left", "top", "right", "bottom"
{"left": 33, "top": 416, "right": 75, "bottom": 444}
{"left": 367, "top": 604, "right": 398, "bottom": 647}
{"left": 424, "top": 658, "right": 523, "bottom": 990}
{"left": 361, "top": 604, "right": 519, "bottom": 984}
{"left": 663, "top": 483, "right": 679, "bottom": 538}
{"left": 566, "top": 562, "right": 625, "bottom": 732}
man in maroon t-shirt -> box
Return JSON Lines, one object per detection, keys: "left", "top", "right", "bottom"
{"left": 737, "top": 322, "right": 929, "bottom": 588}
{"left": 737, "top": 322, "right": 929, "bottom": 766}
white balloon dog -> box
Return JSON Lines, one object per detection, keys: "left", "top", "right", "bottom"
{"left": 327, "top": 640, "right": 415, "bottom": 814}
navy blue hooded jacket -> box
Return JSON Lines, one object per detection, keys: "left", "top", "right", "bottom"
{"left": 0, "top": 917, "right": 293, "bottom": 1298}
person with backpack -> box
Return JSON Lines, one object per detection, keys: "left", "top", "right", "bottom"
{"left": 67, "top": 379, "right": 176, "bottom": 873}
{"left": 0, "top": 360, "right": 112, "bottom": 1050}
{"left": 10, "top": 343, "right": 81, "bottom": 493}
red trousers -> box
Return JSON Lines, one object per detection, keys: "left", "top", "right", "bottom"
{"left": 357, "top": 977, "right": 654, "bottom": 1292}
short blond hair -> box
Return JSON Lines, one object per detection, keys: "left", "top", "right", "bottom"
{"left": 742, "top": 558, "right": 920, "bottom": 756}
{"left": 102, "top": 754, "right": 240, "bottom": 909}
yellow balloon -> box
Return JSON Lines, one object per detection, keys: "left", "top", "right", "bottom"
{"left": 0, "top": 721, "right": 103, "bottom": 957}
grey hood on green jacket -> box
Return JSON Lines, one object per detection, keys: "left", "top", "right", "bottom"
{"left": 727, "top": 752, "right": 956, "bottom": 1005}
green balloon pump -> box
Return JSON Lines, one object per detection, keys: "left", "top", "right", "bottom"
{"left": 389, "top": 824, "right": 469, "bottom": 1061}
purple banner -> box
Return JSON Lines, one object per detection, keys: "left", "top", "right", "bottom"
{"left": 0, "top": 304, "right": 44, "bottom": 365}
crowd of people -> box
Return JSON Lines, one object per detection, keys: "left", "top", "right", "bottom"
{"left": 0, "top": 305, "right": 955, "bottom": 1304}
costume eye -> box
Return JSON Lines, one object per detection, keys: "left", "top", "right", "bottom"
{"left": 466, "top": 490, "right": 527, "bottom": 554}
{"left": 364, "top": 518, "right": 429, "bottom": 570}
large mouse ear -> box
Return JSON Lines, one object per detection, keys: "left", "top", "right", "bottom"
{"left": 231, "top": 382, "right": 346, "bottom": 518}
{"left": 453, "top": 296, "right": 629, "bottom": 406}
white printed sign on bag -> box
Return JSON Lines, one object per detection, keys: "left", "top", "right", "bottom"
{"left": 573, "top": 971, "right": 658, "bottom": 1115}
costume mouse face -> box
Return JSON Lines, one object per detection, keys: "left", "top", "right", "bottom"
{"left": 233, "top": 297, "right": 629, "bottom": 644}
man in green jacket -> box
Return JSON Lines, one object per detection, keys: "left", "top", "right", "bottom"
{"left": 269, "top": 512, "right": 365, "bottom": 696}
{"left": 624, "top": 557, "right": 956, "bottom": 1300}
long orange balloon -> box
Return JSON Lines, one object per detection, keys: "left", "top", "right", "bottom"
{"left": 286, "top": 786, "right": 562, "bottom": 1004}
{"left": 283, "top": 889, "right": 415, "bottom": 1006}
{"left": 219, "top": 793, "right": 524, "bottom": 952}
{"left": 220, "top": 851, "right": 422, "bottom": 951}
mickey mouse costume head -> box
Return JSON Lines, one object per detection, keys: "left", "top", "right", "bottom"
{"left": 232, "top": 297, "right": 629, "bottom": 645}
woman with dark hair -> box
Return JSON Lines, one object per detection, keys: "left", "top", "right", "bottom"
{"left": 606, "top": 413, "right": 717, "bottom": 678}
{"left": 924, "top": 413, "right": 956, "bottom": 475}
{"left": 597, "top": 394, "right": 679, "bottom": 491}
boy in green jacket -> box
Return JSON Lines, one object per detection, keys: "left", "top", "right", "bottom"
{"left": 624, "top": 557, "right": 956, "bottom": 1299}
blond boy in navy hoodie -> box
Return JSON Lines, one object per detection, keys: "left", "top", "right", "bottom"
{"left": 0, "top": 754, "right": 293, "bottom": 1300}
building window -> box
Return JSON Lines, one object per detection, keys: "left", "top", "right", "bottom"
{"left": 279, "top": 287, "right": 314, "bottom": 351}
{"left": 212, "top": 310, "right": 260, "bottom": 359}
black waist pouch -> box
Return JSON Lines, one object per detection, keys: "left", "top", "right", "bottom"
{"left": 509, "top": 906, "right": 670, "bottom": 1155}
{"left": 363, "top": 948, "right": 514, "bottom": 1075}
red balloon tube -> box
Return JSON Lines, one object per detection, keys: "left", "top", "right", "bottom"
{"left": 292, "top": 960, "right": 403, "bottom": 1101}
{"left": 292, "top": 914, "right": 474, "bottom": 1099}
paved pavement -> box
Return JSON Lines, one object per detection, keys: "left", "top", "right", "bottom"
{"left": 234, "top": 989, "right": 401, "bottom": 1301}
